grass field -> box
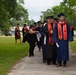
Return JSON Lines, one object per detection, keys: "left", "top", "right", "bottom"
{"left": 0, "top": 37, "right": 29, "bottom": 75}
{"left": 70, "top": 36, "right": 76, "bottom": 52}
{"left": 0, "top": 36, "right": 76, "bottom": 75}
{"left": 70, "top": 40, "right": 76, "bottom": 52}
{"left": 74, "top": 36, "right": 76, "bottom": 39}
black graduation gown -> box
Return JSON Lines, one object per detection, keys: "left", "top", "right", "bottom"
{"left": 36, "top": 27, "right": 42, "bottom": 49}
{"left": 44, "top": 24, "right": 56, "bottom": 59}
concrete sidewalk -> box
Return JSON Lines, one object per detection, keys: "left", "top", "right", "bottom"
{"left": 8, "top": 47, "right": 76, "bottom": 75}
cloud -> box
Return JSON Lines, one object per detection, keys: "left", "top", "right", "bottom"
{"left": 24, "top": 0, "right": 63, "bottom": 21}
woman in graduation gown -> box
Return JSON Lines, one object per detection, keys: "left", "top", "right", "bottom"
{"left": 53, "top": 13, "right": 73, "bottom": 67}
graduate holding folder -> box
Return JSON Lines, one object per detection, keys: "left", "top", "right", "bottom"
{"left": 53, "top": 13, "right": 73, "bottom": 67}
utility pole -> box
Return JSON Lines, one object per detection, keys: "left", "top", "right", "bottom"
{"left": 41, "top": 11, "right": 45, "bottom": 23}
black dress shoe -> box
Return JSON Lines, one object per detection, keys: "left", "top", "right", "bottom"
{"left": 32, "top": 54, "right": 35, "bottom": 56}
{"left": 47, "top": 62, "right": 50, "bottom": 65}
{"left": 43, "top": 60, "right": 46, "bottom": 63}
{"left": 29, "top": 54, "right": 31, "bottom": 57}
{"left": 53, "top": 62, "right": 56, "bottom": 65}
{"left": 29, "top": 55, "right": 31, "bottom": 57}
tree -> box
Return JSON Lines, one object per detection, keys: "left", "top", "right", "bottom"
{"left": 62, "top": 0, "right": 76, "bottom": 29}
{"left": 12, "top": 3, "right": 28, "bottom": 21}
{"left": 0, "top": 0, "right": 29, "bottom": 35}
{"left": 63, "top": 0, "right": 76, "bottom": 7}
{"left": 40, "top": 0, "right": 76, "bottom": 29}
{"left": 10, "top": 3, "right": 29, "bottom": 27}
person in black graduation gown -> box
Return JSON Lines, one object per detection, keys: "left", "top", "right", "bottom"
{"left": 43, "top": 16, "right": 56, "bottom": 65}
{"left": 27, "top": 25, "right": 38, "bottom": 57}
{"left": 37, "top": 22, "right": 47, "bottom": 63}
{"left": 36, "top": 21, "right": 42, "bottom": 51}
{"left": 53, "top": 13, "right": 73, "bottom": 67}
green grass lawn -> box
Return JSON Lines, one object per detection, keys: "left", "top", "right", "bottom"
{"left": 0, "top": 37, "right": 29, "bottom": 75}
{"left": 70, "top": 40, "right": 76, "bottom": 52}
{"left": 74, "top": 36, "right": 76, "bottom": 39}
{"left": 70, "top": 36, "right": 76, "bottom": 52}
{"left": 0, "top": 36, "right": 75, "bottom": 75}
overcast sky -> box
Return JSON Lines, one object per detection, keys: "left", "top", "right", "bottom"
{"left": 23, "top": 0, "right": 63, "bottom": 22}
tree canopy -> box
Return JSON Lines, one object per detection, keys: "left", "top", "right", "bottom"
{"left": 40, "top": 0, "right": 76, "bottom": 29}
{"left": 0, "top": 0, "right": 29, "bottom": 35}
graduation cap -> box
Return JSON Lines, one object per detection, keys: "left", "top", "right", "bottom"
{"left": 58, "top": 13, "right": 65, "bottom": 17}
{"left": 54, "top": 18, "right": 58, "bottom": 22}
{"left": 43, "top": 20, "right": 46, "bottom": 23}
{"left": 46, "top": 16, "right": 54, "bottom": 19}
{"left": 46, "top": 16, "right": 50, "bottom": 19}
{"left": 54, "top": 18, "right": 57, "bottom": 20}
{"left": 33, "top": 22, "right": 37, "bottom": 25}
